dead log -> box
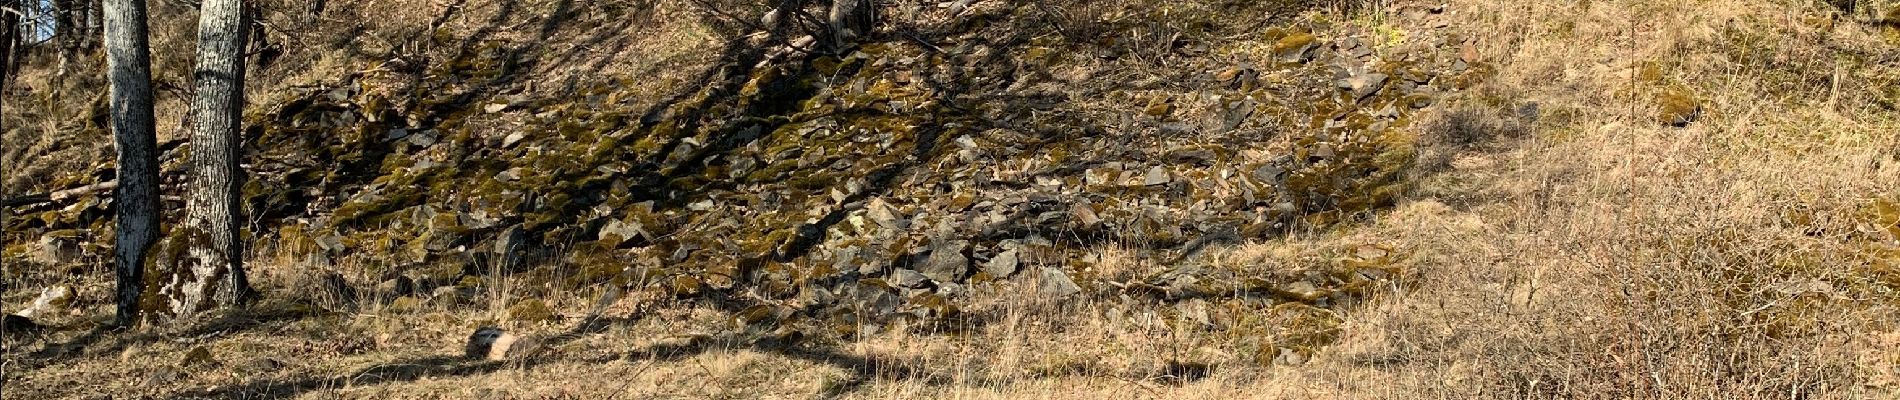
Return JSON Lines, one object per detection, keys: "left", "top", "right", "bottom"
{"left": 2, "top": 181, "right": 118, "bottom": 208}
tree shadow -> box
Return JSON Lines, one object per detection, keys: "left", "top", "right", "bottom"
{"left": 6, "top": 299, "right": 334, "bottom": 370}
{"left": 177, "top": 355, "right": 512, "bottom": 398}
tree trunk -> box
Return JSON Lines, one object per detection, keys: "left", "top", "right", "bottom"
{"left": 87, "top": 0, "right": 103, "bottom": 49}
{"left": 54, "top": 0, "right": 78, "bottom": 75}
{"left": 3, "top": 0, "right": 20, "bottom": 88}
{"left": 161, "top": 0, "right": 251, "bottom": 315}
{"left": 54, "top": 0, "right": 76, "bottom": 43}
{"left": 2, "top": 0, "right": 17, "bottom": 255}
{"left": 825, "top": 0, "right": 874, "bottom": 51}
{"left": 102, "top": 0, "right": 161, "bottom": 326}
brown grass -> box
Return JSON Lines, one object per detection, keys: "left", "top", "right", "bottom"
{"left": 6, "top": 0, "right": 1900, "bottom": 398}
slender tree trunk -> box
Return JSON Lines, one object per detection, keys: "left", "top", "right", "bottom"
{"left": 161, "top": 0, "right": 251, "bottom": 315}
{"left": 3, "top": 0, "right": 20, "bottom": 88}
{"left": 87, "top": 0, "right": 102, "bottom": 49}
{"left": 102, "top": 0, "right": 160, "bottom": 326}
{"left": 0, "top": 1, "right": 10, "bottom": 299}
{"left": 54, "top": 0, "right": 75, "bottom": 43}
{"left": 54, "top": 0, "right": 76, "bottom": 75}
{"left": 825, "top": 0, "right": 874, "bottom": 51}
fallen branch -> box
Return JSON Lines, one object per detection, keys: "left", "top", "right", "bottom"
{"left": 2, "top": 181, "right": 117, "bottom": 208}
{"left": 2, "top": 137, "right": 192, "bottom": 210}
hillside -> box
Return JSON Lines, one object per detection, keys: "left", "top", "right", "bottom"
{"left": 4, "top": 0, "right": 1900, "bottom": 398}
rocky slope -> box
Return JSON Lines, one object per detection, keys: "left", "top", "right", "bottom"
{"left": 5, "top": 1, "right": 1486, "bottom": 351}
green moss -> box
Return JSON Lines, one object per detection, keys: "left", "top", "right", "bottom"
{"left": 1656, "top": 86, "right": 1702, "bottom": 127}
{"left": 788, "top": 174, "right": 836, "bottom": 191}
{"left": 1271, "top": 32, "right": 1318, "bottom": 57}
{"left": 507, "top": 299, "right": 557, "bottom": 322}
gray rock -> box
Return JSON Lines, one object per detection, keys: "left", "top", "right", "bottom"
{"left": 492, "top": 225, "right": 528, "bottom": 269}
{"left": 890, "top": 268, "right": 931, "bottom": 288}
{"left": 1253, "top": 164, "right": 1285, "bottom": 184}
{"left": 13, "top": 286, "right": 73, "bottom": 319}
{"left": 1071, "top": 202, "right": 1102, "bottom": 227}
{"left": 35, "top": 235, "right": 79, "bottom": 265}
{"left": 325, "top": 87, "right": 351, "bottom": 102}
{"left": 1177, "top": 299, "right": 1214, "bottom": 328}
{"left": 1219, "top": 98, "right": 1257, "bottom": 131}
{"left": 1517, "top": 102, "right": 1541, "bottom": 121}
{"left": 1371, "top": 103, "right": 1401, "bottom": 119}
{"left": 1312, "top": 143, "right": 1336, "bottom": 160}
{"left": 598, "top": 218, "right": 650, "bottom": 248}
{"left": 1338, "top": 38, "right": 1373, "bottom": 59}
{"left": 406, "top": 130, "right": 439, "bottom": 146}
{"left": 936, "top": 282, "right": 966, "bottom": 298}
{"left": 984, "top": 249, "right": 1021, "bottom": 277}
{"left": 431, "top": 285, "right": 472, "bottom": 305}
{"left": 849, "top": 283, "right": 901, "bottom": 315}
{"left": 831, "top": 245, "right": 862, "bottom": 272}
{"left": 1337, "top": 73, "right": 1389, "bottom": 100}
{"left": 1170, "top": 273, "right": 1206, "bottom": 299}
{"left": 1144, "top": 166, "right": 1172, "bottom": 186}
{"left": 494, "top": 168, "right": 524, "bottom": 182}
{"left": 460, "top": 211, "right": 499, "bottom": 230}
{"left": 313, "top": 233, "right": 347, "bottom": 254}
{"left": 918, "top": 240, "right": 970, "bottom": 282}
{"left": 865, "top": 198, "right": 907, "bottom": 230}
{"left": 1275, "top": 348, "right": 1307, "bottom": 366}
{"left": 1038, "top": 267, "right": 1082, "bottom": 297}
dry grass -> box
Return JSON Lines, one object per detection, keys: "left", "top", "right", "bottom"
{"left": 7, "top": 0, "right": 1900, "bottom": 398}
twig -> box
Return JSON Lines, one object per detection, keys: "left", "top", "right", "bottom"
{"left": 899, "top": 30, "right": 944, "bottom": 54}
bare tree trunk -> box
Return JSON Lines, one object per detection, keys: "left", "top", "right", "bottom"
{"left": 161, "top": 0, "right": 251, "bottom": 315}
{"left": 102, "top": 0, "right": 160, "bottom": 326}
{"left": 3, "top": 0, "right": 20, "bottom": 88}
{"left": 305, "top": 0, "right": 325, "bottom": 23}
{"left": 825, "top": 0, "right": 874, "bottom": 51}
{"left": 54, "top": 0, "right": 76, "bottom": 75}
{"left": 53, "top": 0, "right": 75, "bottom": 43}
{"left": 87, "top": 0, "right": 102, "bottom": 49}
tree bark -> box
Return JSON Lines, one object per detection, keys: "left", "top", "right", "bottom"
{"left": 54, "top": 0, "right": 77, "bottom": 75}
{"left": 825, "top": 0, "right": 874, "bottom": 51}
{"left": 2, "top": 0, "right": 17, "bottom": 273}
{"left": 162, "top": 0, "right": 251, "bottom": 315}
{"left": 87, "top": 0, "right": 102, "bottom": 49}
{"left": 102, "top": 0, "right": 161, "bottom": 326}
{"left": 54, "top": 0, "right": 75, "bottom": 43}
{"left": 3, "top": 0, "right": 20, "bottom": 88}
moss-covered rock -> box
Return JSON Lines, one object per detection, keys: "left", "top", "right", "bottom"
{"left": 1657, "top": 86, "right": 1702, "bottom": 127}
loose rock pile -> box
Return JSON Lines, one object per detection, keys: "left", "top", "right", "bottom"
{"left": 2, "top": 3, "right": 1487, "bottom": 347}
